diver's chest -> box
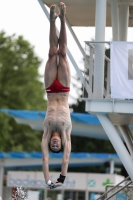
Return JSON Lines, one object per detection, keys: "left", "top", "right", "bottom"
{"left": 47, "top": 120, "right": 69, "bottom": 130}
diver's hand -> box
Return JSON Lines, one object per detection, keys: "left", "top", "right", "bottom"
{"left": 47, "top": 182, "right": 62, "bottom": 189}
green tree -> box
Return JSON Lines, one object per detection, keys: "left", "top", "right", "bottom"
{"left": 0, "top": 31, "right": 47, "bottom": 151}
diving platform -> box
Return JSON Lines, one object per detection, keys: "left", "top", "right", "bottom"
{"left": 84, "top": 99, "right": 133, "bottom": 125}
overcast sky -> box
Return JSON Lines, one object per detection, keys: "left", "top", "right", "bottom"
{"left": 0, "top": 0, "right": 133, "bottom": 104}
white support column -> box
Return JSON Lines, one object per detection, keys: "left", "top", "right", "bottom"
{"left": 85, "top": 190, "right": 88, "bottom": 200}
{"left": 111, "top": 0, "right": 119, "bottom": 41}
{"left": 37, "top": 0, "right": 91, "bottom": 95}
{"left": 44, "top": 189, "right": 47, "bottom": 200}
{"left": 118, "top": 125, "right": 133, "bottom": 158}
{"left": 0, "top": 166, "right": 4, "bottom": 198}
{"left": 97, "top": 113, "right": 133, "bottom": 182}
{"left": 110, "top": 160, "right": 114, "bottom": 174}
{"left": 119, "top": 4, "right": 129, "bottom": 41}
{"left": 93, "top": 0, "right": 107, "bottom": 98}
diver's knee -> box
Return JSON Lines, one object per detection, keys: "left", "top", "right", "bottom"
{"left": 58, "top": 48, "right": 66, "bottom": 57}
{"left": 49, "top": 47, "right": 58, "bottom": 58}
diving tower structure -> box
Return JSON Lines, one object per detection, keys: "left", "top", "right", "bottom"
{"left": 37, "top": 0, "right": 133, "bottom": 182}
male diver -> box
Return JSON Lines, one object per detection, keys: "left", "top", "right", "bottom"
{"left": 41, "top": 2, "right": 72, "bottom": 189}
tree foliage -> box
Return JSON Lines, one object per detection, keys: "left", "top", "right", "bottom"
{"left": 0, "top": 31, "right": 47, "bottom": 151}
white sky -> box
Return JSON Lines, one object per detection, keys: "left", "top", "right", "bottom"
{"left": 0, "top": 0, "right": 133, "bottom": 104}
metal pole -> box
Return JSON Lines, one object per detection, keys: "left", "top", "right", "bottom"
{"left": 111, "top": 0, "right": 119, "bottom": 41}
{"left": 119, "top": 4, "right": 129, "bottom": 41}
{"left": 106, "top": 61, "right": 110, "bottom": 97}
{"left": 89, "top": 46, "right": 94, "bottom": 98}
{"left": 96, "top": 176, "right": 130, "bottom": 200}
{"left": 86, "top": 190, "right": 88, "bottom": 200}
{"left": 118, "top": 125, "right": 133, "bottom": 158}
{"left": 57, "top": 4, "right": 85, "bottom": 58}
{"left": 93, "top": 0, "right": 107, "bottom": 98}
{"left": 61, "top": 190, "right": 64, "bottom": 200}
{"left": 127, "top": 126, "right": 133, "bottom": 142}
{"left": 44, "top": 189, "right": 47, "bottom": 200}
{"left": 105, "top": 180, "right": 132, "bottom": 200}
{"left": 37, "top": 0, "right": 91, "bottom": 94}
{"left": 65, "top": 18, "right": 86, "bottom": 57}
{"left": 110, "top": 160, "right": 114, "bottom": 174}
{"left": 0, "top": 166, "right": 4, "bottom": 198}
{"left": 97, "top": 113, "right": 133, "bottom": 182}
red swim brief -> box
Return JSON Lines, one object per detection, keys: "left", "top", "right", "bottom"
{"left": 46, "top": 79, "right": 70, "bottom": 93}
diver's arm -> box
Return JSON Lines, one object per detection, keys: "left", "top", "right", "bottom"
{"left": 61, "top": 137, "right": 71, "bottom": 176}
{"left": 41, "top": 131, "right": 50, "bottom": 183}
{"left": 61, "top": 124, "right": 72, "bottom": 176}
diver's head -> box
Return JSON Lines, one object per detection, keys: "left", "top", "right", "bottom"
{"left": 49, "top": 130, "right": 63, "bottom": 153}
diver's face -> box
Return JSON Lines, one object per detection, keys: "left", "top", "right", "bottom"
{"left": 50, "top": 131, "right": 61, "bottom": 152}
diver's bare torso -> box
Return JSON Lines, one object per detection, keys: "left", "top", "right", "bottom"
{"left": 44, "top": 92, "right": 71, "bottom": 139}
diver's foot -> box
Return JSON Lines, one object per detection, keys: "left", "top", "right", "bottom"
{"left": 50, "top": 5, "right": 57, "bottom": 21}
{"left": 59, "top": 2, "right": 66, "bottom": 20}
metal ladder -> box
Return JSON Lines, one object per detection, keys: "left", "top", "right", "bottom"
{"left": 96, "top": 176, "right": 133, "bottom": 200}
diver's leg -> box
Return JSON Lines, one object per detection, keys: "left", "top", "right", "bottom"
{"left": 58, "top": 2, "right": 70, "bottom": 87}
{"left": 44, "top": 5, "right": 58, "bottom": 88}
